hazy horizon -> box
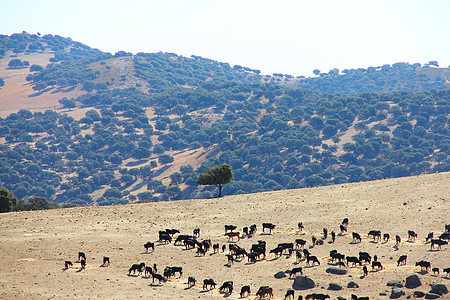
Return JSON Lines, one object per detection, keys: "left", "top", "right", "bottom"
{"left": 1, "top": 0, "right": 449, "bottom": 76}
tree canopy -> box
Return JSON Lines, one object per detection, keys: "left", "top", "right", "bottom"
{"left": 197, "top": 163, "right": 234, "bottom": 197}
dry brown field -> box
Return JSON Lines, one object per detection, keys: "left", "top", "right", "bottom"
{"left": 0, "top": 172, "right": 449, "bottom": 299}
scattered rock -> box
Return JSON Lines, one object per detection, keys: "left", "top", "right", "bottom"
{"left": 387, "top": 280, "right": 402, "bottom": 287}
{"left": 430, "top": 284, "right": 448, "bottom": 295}
{"left": 380, "top": 292, "right": 388, "bottom": 296}
{"left": 395, "top": 283, "right": 404, "bottom": 288}
{"left": 292, "top": 275, "right": 315, "bottom": 290}
{"left": 414, "top": 291, "right": 425, "bottom": 298}
{"left": 347, "top": 281, "right": 359, "bottom": 288}
{"left": 326, "top": 267, "right": 348, "bottom": 275}
{"left": 405, "top": 274, "right": 421, "bottom": 288}
{"left": 274, "top": 271, "right": 286, "bottom": 279}
{"left": 391, "top": 286, "right": 405, "bottom": 299}
{"left": 425, "top": 293, "right": 440, "bottom": 299}
{"left": 328, "top": 283, "right": 342, "bottom": 290}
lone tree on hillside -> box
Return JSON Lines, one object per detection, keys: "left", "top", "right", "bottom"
{"left": 0, "top": 187, "right": 18, "bottom": 213}
{"left": 197, "top": 163, "right": 233, "bottom": 197}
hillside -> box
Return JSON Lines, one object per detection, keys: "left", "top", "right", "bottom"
{"left": 0, "top": 32, "right": 449, "bottom": 206}
{"left": 0, "top": 172, "right": 448, "bottom": 299}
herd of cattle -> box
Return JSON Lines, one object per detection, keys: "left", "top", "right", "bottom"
{"left": 63, "top": 221, "right": 450, "bottom": 299}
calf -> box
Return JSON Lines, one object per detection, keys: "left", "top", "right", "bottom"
{"left": 289, "top": 267, "right": 303, "bottom": 278}
{"left": 323, "top": 228, "right": 328, "bottom": 239}
{"left": 213, "top": 243, "right": 219, "bottom": 253}
{"left": 368, "top": 230, "right": 381, "bottom": 242}
{"left": 80, "top": 259, "right": 86, "bottom": 270}
{"left": 64, "top": 261, "right": 73, "bottom": 269}
{"left": 219, "top": 281, "right": 233, "bottom": 294}
{"left": 196, "top": 247, "right": 206, "bottom": 256}
{"left": 243, "top": 227, "right": 249, "bottom": 236}
{"left": 226, "top": 254, "right": 234, "bottom": 265}
{"left": 432, "top": 267, "right": 439, "bottom": 276}
{"left": 295, "top": 250, "right": 302, "bottom": 262}
{"left": 298, "top": 222, "right": 304, "bottom": 231}
{"left": 408, "top": 230, "right": 418, "bottom": 241}
{"left": 395, "top": 235, "right": 401, "bottom": 246}
{"left": 285, "top": 289, "right": 295, "bottom": 299}
{"left": 144, "top": 266, "right": 153, "bottom": 277}
{"left": 102, "top": 256, "right": 110, "bottom": 266}
{"left": 240, "top": 285, "right": 250, "bottom": 298}
{"left": 443, "top": 267, "right": 450, "bottom": 277}
{"left": 222, "top": 244, "right": 226, "bottom": 252}
{"left": 431, "top": 239, "right": 448, "bottom": 250}
{"left": 144, "top": 241, "right": 155, "bottom": 252}
{"left": 158, "top": 232, "right": 172, "bottom": 244}
{"left": 372, "top": 261, "right": 383, "bottom": 270}
{"left": 362, "top": 266, "right": 368, "bottom": 277}
{"left": 225, "top": 232, "right": 240, "bottom": 241}
{"left": 193, "top": 228, "right": 200, "bottom": 237}
{"left": 415, "top": 260, "right": 431, "bottom": 272}
{"left": 383, "top": 233, "right": 390, "bottom": 242}
{"left": 249, "top": 224, "right": 257, "bottom": 235}
{"left": 426, "top": 232, "right": 433, "bottom": 242}
{"left": 78, "top": 252, "right": 86, "bottom": 261}
{"left": 342, "top": 218, "right": 349, "bottom": 227}
{"left": 352, "top": 232, "right": 362, "bottom": 243}
{"left": 203, "top": 278, "right": 216, "bottom": 290}
{"left": 340, "top": 224, "right": 347, "bottom": 234}
{"left": 397, "top": 255, "right": 407, "bottom": 266}
{"left": 331, "top": 231, "right": 335, "bottom": 243}
{"left": 152, "top": 273, "right": 166, "bottom": 284}
{"left": 188, "top": 276, "right": 196, "bottom": 287}
{"left": 262, "top": 223, "right": 276, "bottom": 233}
{"left": 295, "top": 238, "right": 307, "bottom": 249}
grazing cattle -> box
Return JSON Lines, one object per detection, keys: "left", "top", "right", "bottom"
{"left": 233, "top": 248, "right": 247, "bottom": 259}
{"left": 443, "top": 268, "right": 450, "bottom": 277}
{"left": 196, "top": 247, "right": 206, "bottom": 256}
{"left": 337, "top": 261, "right": 346, "bottom": 268}
{"left": 278, "top": 242, "right": 294, "bottom": 253}
{"left": 102, "top": 256, "right": 110, "bottom": 266}
{"left": 64, "top": 261, "right": 73, "bottom": 269}
{"left": 342, "top": 218, "right": 349, "bottom": 227}
{"left": 431, "top": 239, "right": 448, "bottom": 250}
{"left": 226, "top": 254, "right": 234, "bottom": 265}
{"left": 306, "top": 255, "right": 320, "bottom": 266}
{"left": 446, "top": 224, "right": 450, "bottom": 232}
{"left": 219, "top": 281, "right": 233, "bottom": 294}
{"left": 225, "top": 232, "right": 240, "bottom": 241}
{"left": 295, "top": 239, "right": 307, "bottom": 249}
{"left": 166, "top": 266, "right": 182, "bottom": 277}
{"left": 414, "top": 260, "right": 428, "bottom": 271}
{"left": 346, "top": 256, "right": 362, "bottom": 267}
{"left": 240, "top": 285, "right": 251, "bottom": 298}
{"left": 298, "top": 296, "right": 303, "bottom": 300}
{"left": 225, "top": 225, "right": 237, "bottom": 233}
{"left": 129, "top": 263, "right": 145, "bottom": 275}
{"left": 295, "top": 250, "right": 302, "bottom": 262}
{"left": 285, "top": 289, "right": 295, "bottom": 299}
{"left": 340, "top": 224, "right": 347, "bottom": 234}
{"left": 213, "top": 243, "right": 219, "bottom": 253}
{"left": 311, "top": 236, "right": 317, "bottom": 246}
{"left": 270, "top": 246, "right": 284, "bottom": 258}
{"left": 408, "top": 230, "right": 418, "bottom": 241}
{"left": 368, "top": 230, "right": 381, "bottom": 241}
{"left": 256, "top": 286, "right": 273, "bottom": 299}
{"left": 383, "top": 233, "right": 390, "bottom": 242}
{"left": 397, "top": 255, "right": 407, "bottom": 266}
{"left": 80, "top": 259, "right": 86, "bottom": 269}
{"left": 249, "top": 224, "right": 257, "bottom": 235}
{"left": 373, "top": 255, "right": 378, "bottom": 262}
{"left": 78, "top": 252, "right": 86, "bottom": 261}
{"left": 203, "top": 279, "right": 216, "bottom": 290}
{"left": 262, "top": 223, "right": 276, "bottom": 233}
{"left": 251, "top": 243, "right": 266, "bottom": 254}
{"left": 144, "top": 241, "right": 154, "bottom": 252}
{"left": 243, "top": 227, "right": 249, "bottom": 236}
{"left": 439, "top": 232, "right": 450, "bottom": 240}
{"left": 144, "top": 266, "right": 153, "bottom": 277}
{"left": 174, "top": 235, "right": 193, "bottom": 245}
{"left": 152, "top": 273, "right": 166, "bottom": 284}
{"left": 359, "top": 252, "right": 371, "bottom": 264}
{"left": 432, "top": 267, "right": 439, "bottom": 275}
{"left": 298, "top": 222, "right": 304, "bottom": 231}
{"left": 193, "top": 228, "right": 200, "bottom": 237}
{"left": 247, "top": 253, "right": 257, "bottom": 263}
{"left": 426, "top": 232, "right": 433, "bottom": 242}
{"left": 165, "top": 229, "right": 180, "bottom": 236}
{"left": 352, "top": 232, "right": 362, "bottom": 243}
{"left": 153, "top": 263, "right": 157, "bottom": 273}
{"left": 250, "top": 249, "right": 265, "bottom": 261}
{"left": 200, "top": 239, "right": 212, "bottom": 252}
{"left": 372, "top": 261, "right": 383, "bottom": 270}
{"left": 158, "top": 232, "right": 172, "bottom": 244}
{"left": 363, "top": 266, "right": 368, "bottom": 277}
{"left": 188, "top": 276, "right": 196, "bottom": 287}
{"left": 395, "top": 235, "right": 401, "bottom": 245}
{"left": 303, "top": 249, "right": 310, "bottom": 257}
{"left": 305, "top": 294, "right": 330, "bottom": 300}
{"left": 222, "top": 244, "right": 226, "bottom": 252}
{"left": 290, "top": 267, "right": 303, "bottom": 277}
{"left": 323, "top": 228, "right": 328, "bottom": 239}
{"left": 331, "top": 231, "right": 335, "bottom": 243}
{"left": 330, "top": 251, "right": 345, "bottom": 263}
{"left": 184, "top": 238, "right": 199, "bottom": 249}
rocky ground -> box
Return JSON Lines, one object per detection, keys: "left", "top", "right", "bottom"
{"left": 0, "top": 172, "right": 449, "bottom": 299}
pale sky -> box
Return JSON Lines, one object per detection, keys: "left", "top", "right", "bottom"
{"left": 1, "top": 0, "right": 449, "bottom": 76}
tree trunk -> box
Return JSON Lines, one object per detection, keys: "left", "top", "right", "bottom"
{"left": 217, "top": 184, "right": 222, "bottom": 197}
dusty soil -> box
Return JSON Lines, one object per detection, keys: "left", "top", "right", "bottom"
{"left": 0, "top": 172, "right": 449, "bottom": 300}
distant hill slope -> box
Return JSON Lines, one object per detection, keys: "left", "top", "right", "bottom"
{"left": 0, "top": 32, "right": 448, "bottom": 205}
{"left": 0, "top": 172, "right": 448, "bottom": 299}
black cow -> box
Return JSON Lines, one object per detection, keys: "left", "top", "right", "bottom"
{"left": 152, "top": 273, "right": 166, "bottom": 284}
{"left": 193, "top": 228, "right": 200, "bottom": 237}
{"left": 144, "top": 241, "right": 154, "bottom": 252}
{"left": 174, "top": 235, "right": 193, "bottom": 245}
{"left": 165, "top": 229, "right": 180, "bottom": 236}
{"left": 226, "top": 254, "right": 234, "bottom": 265}
{"left": 305, "top": 293, "right": 330, "bottom": 300}
{"left": 426, "top": 232, "right": 433, "bottom": 242}
{"left": 359, "top": 252, "right": 371, "bottom": 264}
{"left": 243, "top": 227, "right": 249, "bottom": 236}
{"left": 346, "top": 256, "right": 361, "bottom": 267}
{"left": 351, "top": 295, "right": 369, "bottom": 300}
{"left": 166, "top": 266, "right": 182, "bottom": 277}
{"left": 290, "top": 267, "right": 303, "bottom": 277}
{"left": 159, "top": 232, "right": 172, "bottom": 244}
{"left": 203, "top": 279, "right": 216, "bottom": 290}
{"left": 295, "top": 238, "right": 307, "bottom": 249}
{"left": 249, "top": 224, "right": 257, "bottom": 235}
{"left": 144, "top": 266, "right": 153, "bottom": 277}
{"left": 383, "top": 233, "right": 390, "bottom": 242}
{"left": 431, "top": 239, "right": 448, "bottom": 250}
{"left": 372, "top": 261, "right": 383, "bottom": 270}
{"left": 352, "top": 232, "right": 362, "bottom": 243}
{"left": 278, "top": 242, "right": 294, "bottom": 253}
{"left": 340, "top": 224, "right": 347, "bottom": 234}
{"left": 443, "top": 268, "right": 450, "bottom": 277}
{"left": 270, "top": 246, "right": 284, "bottom": 258}
{"left": 196, "top": 247, "right": 206, "bottom": 256}
{"left": 64, "top": 261, "right": 73, "bottom": 269}
{"left": 432, "top": 267, "right": 439, "bottom": 275}
{"left": 303, "top": 249, "right": 310, "bottom": 257}
{"left": 323, "top": 228, "right": 328, "bottom": 239}
{"left": 78, "top": 252, "right": 86, "bottom": 261}
{"left": 397, "top": 255, "right": 407, "bottom": 266}
{"left": 219, "top": 281, "right": 233, "bottom": 294}
{"left": 188, "top": 276, "right": 196, "bottom": 287}
{"left": 240, "top": 285, "right": 250, "bottom": 298}
{"left": 225, "top": 225, "right": 237, "bottom": 233}
{"left": 331, "top": 231, "right": 336, "bottom": 243}
{"left": 306, "top": 255, "right": 320, "bottom": 266}
{"left": 298, "top": 222, "right": 304, "bottom": 231}
{"left": 439, "top": 232, "right": 450, "bottom": 240}
{"left": 213, "top": 243, "right": 219, "bottom": 253}
{"left": 362, "top": 266, "right": 368, "bottom": 277}
{"left": 102, "top": 256, "right": 110, "bottom": 266}
{"left": 408, "top": 230, "right": 418, "bottom": 241}
{"left": 330, "top": 252, "right": 345, "bottom": 263}
{"left": 129, "top": 263, "right": 145, "bottom": 275}
{"left": 342, "top": 218, "right": 349, "bottom": 227}
{"left": 295, "top": 250, "right": 302, "bottom": 262}
{"left": 285, "top": 289, "right": 295, "bottom": 299}
{"left": 262, "top": 223, "right": 276, "bottom": 233}
{"left": 396, "top": 235, "right": 401, "bottom": 245}
{"left": 368, "top": 230, "right": 381, "bottom": 241}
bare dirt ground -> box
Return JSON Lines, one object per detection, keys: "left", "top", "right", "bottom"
{"left": 0, "top": 172, "right": 449, "bottom": 300}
